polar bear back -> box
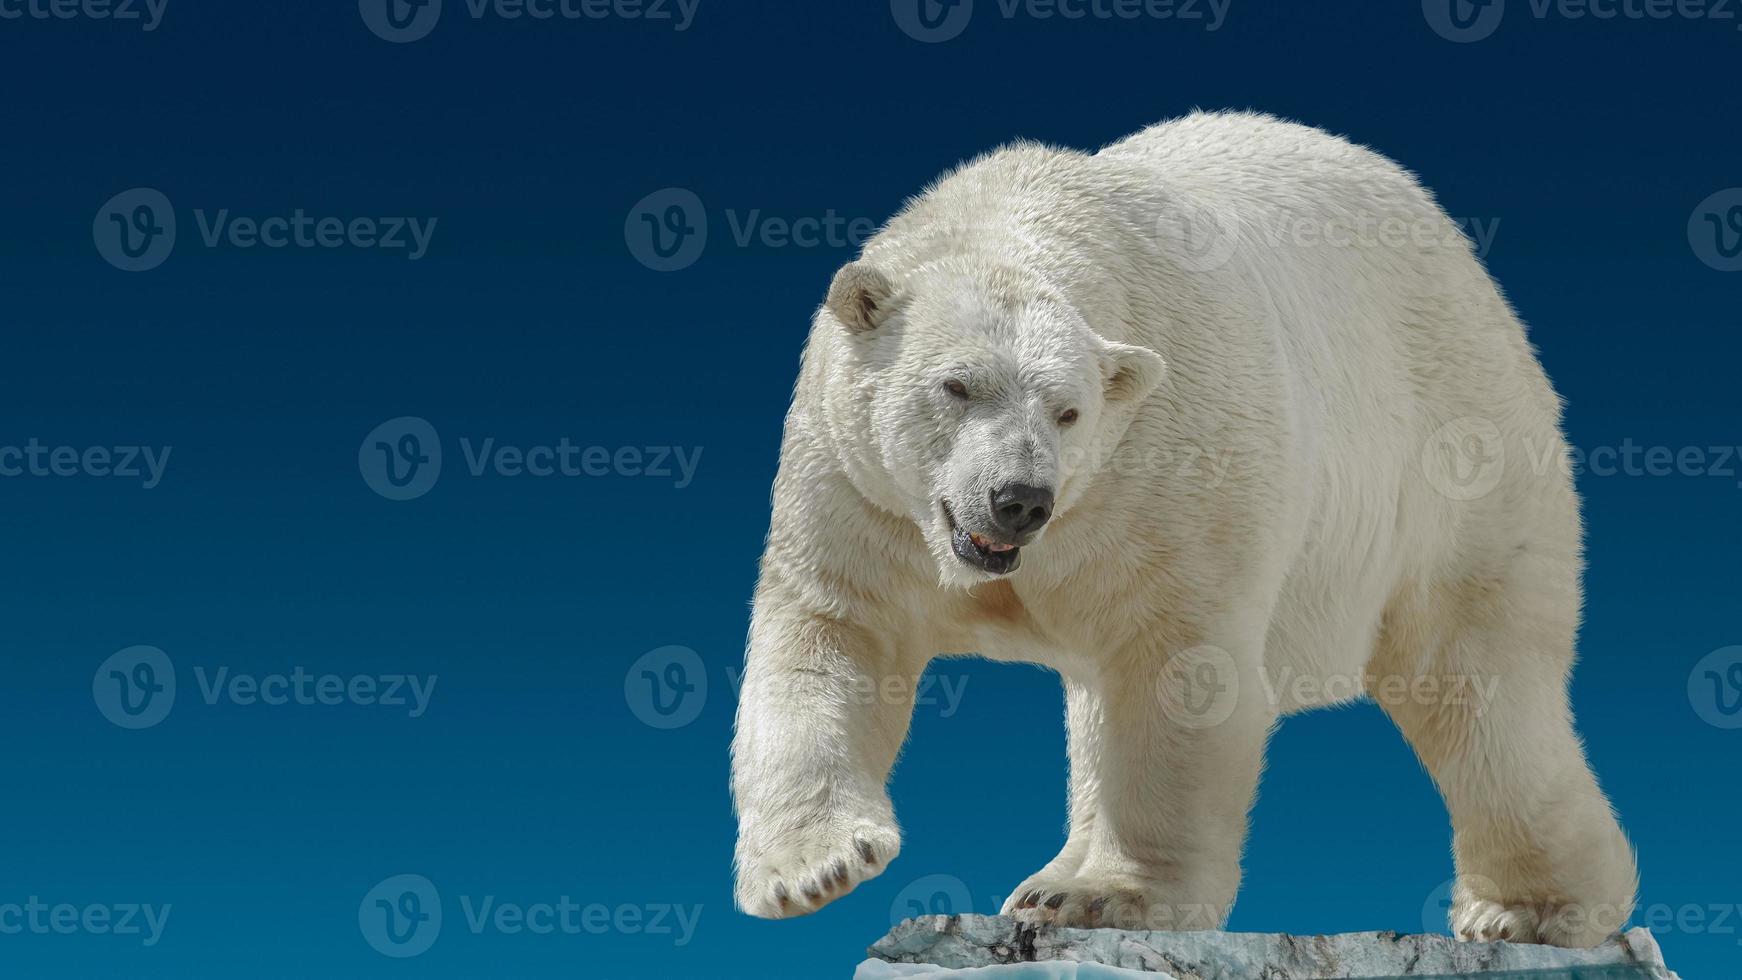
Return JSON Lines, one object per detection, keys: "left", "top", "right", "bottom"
{"left": 1100, "top": 113, "right": 1575, "bottom": 696}
{"left": 810, "top": 113, "right": 1577, "bottom": 692}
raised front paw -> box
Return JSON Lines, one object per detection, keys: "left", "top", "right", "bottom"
{"left": 999, "top": 872, "right": 1223, "bottom": 932}
{"left": 735, "top": 820, "right": 900, "bottom": 919}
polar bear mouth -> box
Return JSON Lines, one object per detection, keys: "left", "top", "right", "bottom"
{"left": 943, "top": 501, "right": 1021, "bottom": 575}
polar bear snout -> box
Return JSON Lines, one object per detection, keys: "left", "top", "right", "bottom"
{"left": 942, "top": 488, "right": 1050, "bottom": 577}
{"left": 990, "top": 482, "right": 1054, "bottom": 537}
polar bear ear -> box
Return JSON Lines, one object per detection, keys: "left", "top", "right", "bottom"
{"left": 1101, "top": 341, "right": 1166, "bottom": 403}
{"left": 826, "top": 262, "right": 896, "bottom": 334}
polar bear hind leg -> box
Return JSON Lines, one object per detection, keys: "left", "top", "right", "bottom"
{"left": 1372, "top": 544, "right": 1638, "bottom": 948}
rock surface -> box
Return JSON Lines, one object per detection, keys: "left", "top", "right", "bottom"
{"left": 858, "top": 914, "right": 1679, "bottom": 979}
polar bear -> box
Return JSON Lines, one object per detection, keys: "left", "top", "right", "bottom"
{"left": 730, "top": 112, "right": 1637, "bottom": 948}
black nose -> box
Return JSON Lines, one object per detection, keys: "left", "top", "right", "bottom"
{"left": 989, "top": 483, "right": 1054, "bottom": 537}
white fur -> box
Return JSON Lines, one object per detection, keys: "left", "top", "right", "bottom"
{"left": 730, "top": 112, "right": 1637, "bottom": 947}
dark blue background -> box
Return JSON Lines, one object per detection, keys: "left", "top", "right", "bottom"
{"left": 1, "top": 1, "right": 1738, "bottom": 977}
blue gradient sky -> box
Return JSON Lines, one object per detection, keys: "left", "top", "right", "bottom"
{"left": 1, "top": 1, "right": 1738, "bottom": 977}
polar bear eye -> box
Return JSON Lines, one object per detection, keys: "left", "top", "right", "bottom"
{"left": 1058, "top": 409, "right": 1079, "bottom": 426}
{"left": 943, "top": 380, "right": 970, "bottom": 400}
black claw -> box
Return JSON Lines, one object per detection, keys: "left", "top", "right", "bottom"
{"left": 1020, "top": 890, "right": 1041, "bottom": 908}
{"left": 831, "top": 859, "right": 850, "bottom": 885}
{"left": 857, "top": 840, "right": 878, "bottom": 865}
{"left": 1044, "top": 893, "right": 1067, "bottom": 910}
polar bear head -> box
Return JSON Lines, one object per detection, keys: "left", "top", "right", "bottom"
{"left": 825, "top": 259, "right": 1165, "bottom": 585}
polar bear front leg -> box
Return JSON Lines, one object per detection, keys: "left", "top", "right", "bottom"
{"left": 1003, "top": 677, "right": 1104, "bottom": 904}
{"left": 731, "top": 603, "right": 917, "bottom": 919}
{"left": 1005, "top": 641, "right": 1271, "bottom": 931}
